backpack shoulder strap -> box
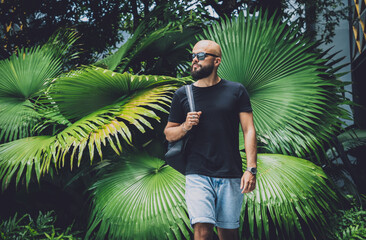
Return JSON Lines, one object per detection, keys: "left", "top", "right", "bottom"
{"left": 185, "top": 84, "right": 195, "bottom": 112}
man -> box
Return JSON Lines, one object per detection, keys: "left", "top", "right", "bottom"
{"left": 164, "top": 40, "right": 257, "bottom": 240}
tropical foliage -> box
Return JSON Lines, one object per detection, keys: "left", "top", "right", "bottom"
{"left": 95, "top": 16, "right": 200, "bottom": 76}
{"left": 84, "top": 153, "right": 338, "bottom": 240}
{"left": 0, "top": 7, "right": 356, "bottom": 240}
{"left": 0, "top": 47, "right": 61, "bottom": 143}
{"left": 0, "top": 30, "right": 78, "bottom": 143}
{"left": 241, "top": 154, "right": 338, "bottom": 239}
{"left": 327, "top": 199, "right": 366, "bottom": 240}
{"left": 203, "top": 10, "right": 350, "bottom": 162}
{"left": 0, "top": 68, "right": 187, "bottom": 189}
{"left": 0, "top": 211, "right": 81, "bottom": 239}
{"left": 0, "top": 17, "right": 197, "bottom": 190}
{"left": 327, "top": 128, "right": 366, "bottom": 156}
{"left": 86, "top": 155, "right": 190, "bottom": 240}
{"left": 325, "top": 128, "right": 366, "bottom": 201}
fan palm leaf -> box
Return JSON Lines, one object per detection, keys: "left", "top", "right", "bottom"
{"left": 0, "top": 30, "right": 79, "bottom": 143}
{"left": 0, "top": 68, "right": 188, "bottom": 189}
{"left": 53, "top": 82, "right": 179, "bottom": 168}
{"left": 324, "top": 128, "right": 366, "bottom": 204}
{"left": 95, "top": 9, "right": 200, "bottom": 76}
{"left": 86, "top": 154, "right": 190, "bottom": 240}
{"left": 330, "top": 128, "right": 366, "bottom": 156}
{"left": 201, "top": 10, "right": 350, "bottom": 162}
{"left": 85, "top": 153, "right": 338, "bottom": 240}
{"left": 128, "top": 26, "right": 202, "bottom": 76}
{"left": 0, "top": 47, "right": 62, "bottom": 142}
{"left": 0, "top": 135, "right": 56, "bottom": 189}
{"left": 48, "top": 67, "right": 182, "bottom": 121}
{"left": 95, "top": 16, "right": 179, "bottom": 73}
{"left": 241, "top": 154, "right": 338, "bottom": 240}
{"left": 33, "top": 29, "right": 81, "bottom": 75}
{"left": 42, "top": 29, "right": 79, "bottom": 65}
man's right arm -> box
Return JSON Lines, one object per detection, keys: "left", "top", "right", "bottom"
{"left": 164, "top": 111, "right": 202, "bottom": 142}
{"left": 164, "top": 122, "right": 189, "bottom": 142}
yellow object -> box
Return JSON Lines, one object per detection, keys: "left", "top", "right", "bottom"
{"left": 6, "top": 22, "right": 12, "bottom": 32}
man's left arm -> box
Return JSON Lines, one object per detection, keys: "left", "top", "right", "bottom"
{"left": 239, "top": 111, "right": 257, "bottom": 193}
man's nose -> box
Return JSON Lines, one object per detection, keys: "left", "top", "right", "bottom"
{"left": 192, "top": 56, "right": 199, "bottom": 63}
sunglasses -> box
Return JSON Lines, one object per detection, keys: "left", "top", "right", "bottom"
{"left": 190, "top": 52, "right": 219, "bottom": 61}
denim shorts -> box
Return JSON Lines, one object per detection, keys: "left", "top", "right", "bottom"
{"left": 185, "top": 174, "right": 244, "bottom": 229}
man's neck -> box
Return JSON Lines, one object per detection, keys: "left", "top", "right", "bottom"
{"left": 194, "top": 75, "right": 221, "bottom": 87}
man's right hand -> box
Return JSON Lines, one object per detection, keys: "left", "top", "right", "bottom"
{"left": 183, "top": 111, "right": 202, "bottom": 131}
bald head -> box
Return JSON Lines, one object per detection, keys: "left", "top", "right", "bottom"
{"left": 193, "top": 40, "right": 222, "bottom": 57}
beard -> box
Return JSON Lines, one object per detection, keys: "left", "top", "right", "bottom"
{"left": 191, "top": 62, "right": 215, "bottom": 80}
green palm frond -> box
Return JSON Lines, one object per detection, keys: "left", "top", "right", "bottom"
{"left": 95, "top": 8, "right": 199, "bottom": 76}
{"left": 53, "top": 82, "right": 179, "bottom": 168}
{"left": 84, "top": 153, "right": 337, "bottom": 240}
{"left": 32, "top": 101, "right": 71, "bottom": 136}
{"left": 0, "top": 30, "right": 79, "bottom": 143}
{"left": 202, "top": 10, "right": 351, "bottom": 161}
{"left": 241, "top": 154, "right": 338, "bottom": 240}
{"left": 86, "top": 154, "right": 190, "bottom": 240}
{"left": 42, "top": 29, "right": 80, "bottom": 65}
{"left": 128, "top": 26, "right": 202, "bottom": 76}
{"left": 94, "top": 21, "right": 149, "bottom": 71}
{"left": 0, "top": 135, "right": 56, "bottom": 189}
{"left": 49, "top": 67, "right": 184, "bottom": 121}
{"left": 0, "top": 69, "right": 188, "bottom": 189}
{"left": 95, "top": 16, "right": 179, "bottom": 73}
{"left": 335, "top": 128, "right": 366, "bottom": 153}
{"left": 335, "top": 225, "right": 366, "bottom": 240}
{"left": 326, "top": 128, "right": 366, "bottom": 160}
{"left": 0, "top": 47, "right": 62, "bottom": 142}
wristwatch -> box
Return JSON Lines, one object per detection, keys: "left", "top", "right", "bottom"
{"left": 246, "top": 167, "right": 257, "bottom": 175}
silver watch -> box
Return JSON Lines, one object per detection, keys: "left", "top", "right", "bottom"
{"left": 246, "top": 167, "right": 257, "bottom": 175}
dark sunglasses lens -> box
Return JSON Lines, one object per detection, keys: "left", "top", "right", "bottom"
{"left": 197, "top": 52, "right": 206, "bottom": 60}
{"left": 191, "top": 52, "right": 206, "bottom": 61}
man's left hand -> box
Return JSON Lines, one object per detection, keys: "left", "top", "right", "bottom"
{"left": 240, "top": 171, "right": 256, "bottom": 193}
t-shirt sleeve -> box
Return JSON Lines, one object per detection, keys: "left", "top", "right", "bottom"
{"left": 168, "top": 91, "right": 186, "bottom": 123}
{"left": 238, "top": 84, "right": 253, "bottom": 112}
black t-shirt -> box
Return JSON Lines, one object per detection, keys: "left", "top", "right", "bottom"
{"left": 168, "top": 79, "right": 252, "bottom": 178}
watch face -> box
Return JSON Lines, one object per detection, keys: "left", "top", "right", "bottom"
{"left": 247, "top": 167, "right": 257, "bottom": 174}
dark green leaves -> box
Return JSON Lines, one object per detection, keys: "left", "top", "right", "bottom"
{"left": 49, "top": 67, "right": 182, "bottom": 121}
{"left": 0, "top": 30, "right": 79, "bottom": 143}
{"left": 85, "top": 153, "right": 338, "bottom": 240}
{"left": 86, "top": 155, "right": 191, "bottom": 240}
{"left": 202, "top": 10, "right": 350, "bottom": 161}
{"left": 0, "top": 69, "right": 186, "bottom": 190}
{"left": 241, "top": 154, "right": 338, "bottom": 239}
{"left": 0, "top": 47, "right": 62, "bottom": 142}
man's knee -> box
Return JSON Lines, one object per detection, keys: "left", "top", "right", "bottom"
{"left": 194, "top": 223, "right": 214, "bottom": 239}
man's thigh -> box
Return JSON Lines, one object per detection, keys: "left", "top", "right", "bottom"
{"left": 185, "top": 174, "right": 216, "bottom": 226}
{"left": 185, "top": 174, "right": 244, "bottom": 229}
{"left": 215, "top": 177, "right": 243, "bottom": 229}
